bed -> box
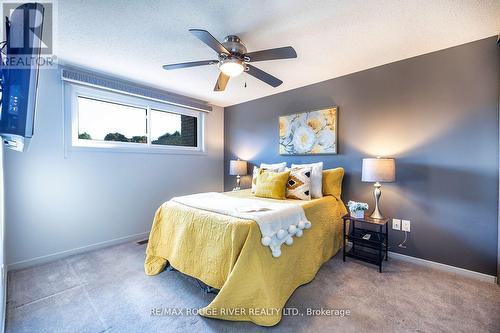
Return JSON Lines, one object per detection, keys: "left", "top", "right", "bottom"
{"left": 144, "top": 189, "right": 347, "bottom": 326}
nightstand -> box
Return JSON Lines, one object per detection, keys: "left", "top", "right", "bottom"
{"left": 342, "top": 214, "right": 389, "bottom": 272}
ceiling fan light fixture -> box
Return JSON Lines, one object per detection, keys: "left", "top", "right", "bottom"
{"left": 219, "top": 58, "right": 244, "bottom": 77}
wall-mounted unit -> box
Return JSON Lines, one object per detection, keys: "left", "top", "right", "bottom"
{"left": 0, "top": 3, "right": 45, "bottom": 152}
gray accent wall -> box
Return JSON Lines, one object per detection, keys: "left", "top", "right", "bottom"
{"left": 224, "top": 37, "right": 499, "bottom": 275}
{"left": 4, "top": 66, "right": 224, "bottom": 268}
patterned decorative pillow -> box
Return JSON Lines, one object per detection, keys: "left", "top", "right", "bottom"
{"left": 252, "top": 165, "right": 284, "bottom": 193}
{"left": 291, "top": 162, "right": 323, "bottom": 198}
{"left": 286, "top": 167, "right": 312, "bottom": 200}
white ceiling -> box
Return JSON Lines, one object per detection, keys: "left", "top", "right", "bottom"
{"left": 58, "top": 0, "right": 500, "bottom": 107}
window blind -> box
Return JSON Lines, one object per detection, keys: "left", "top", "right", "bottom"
{"left": 61, "top": 67, "right": 212, "bottom": 112}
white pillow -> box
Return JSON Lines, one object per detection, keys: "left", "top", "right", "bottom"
{"left": 251, "top": 164, "right": 285, "bottom": 193}
{"left": 291, "top": 162, "right": 323, "bottom": 198}
{"left": 260, "top": 162, "right": 286, "bottom": 172}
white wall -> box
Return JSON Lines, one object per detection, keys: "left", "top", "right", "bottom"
{"left": 4, "top": 67, "right": 224, "bottom": 269}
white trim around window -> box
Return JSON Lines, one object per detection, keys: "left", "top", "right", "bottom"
{"left": 63, "top": 83, "right": 205, "bottom": 156}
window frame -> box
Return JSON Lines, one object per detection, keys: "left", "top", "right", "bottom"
{"left": 64, "top": 83, "right": 205, "bottom": 155}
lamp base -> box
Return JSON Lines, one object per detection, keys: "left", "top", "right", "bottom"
{"left": 370, "top": 182, "right": 384, "bottom": 219}
{"left": 233, "top": 175, "right": 241, "bottom": 192}
{"left": 370, "top": 209, "right": 384, "bottom": 219}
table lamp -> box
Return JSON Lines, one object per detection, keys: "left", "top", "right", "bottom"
{"left": 362, "top": 157, "right": 396, "bottom": 219}
{"left": 229, "top": 159, "right": 247, "bottom": 191}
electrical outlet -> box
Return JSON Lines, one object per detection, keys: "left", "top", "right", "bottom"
{"left": 392, "top": 219, "right": 401, "bottom": 230}
{"left": 402, "top": 219, "right": 411, "bottom": 232}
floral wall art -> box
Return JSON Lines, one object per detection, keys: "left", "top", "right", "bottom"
{"left": 279, "top": 107, "right": 337, "bottom": 155}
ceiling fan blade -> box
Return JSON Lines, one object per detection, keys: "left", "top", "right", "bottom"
{"left": 189, "top": 29, "right": 230, "bottom": 55}
{"left": 245, "top": 46, "right": 297, "bottom": 62}
{"left": 214, "top": 72, "right": 230, "bottom": 91}
{"left": 163, "top": 60, "right": 218, "bottom": 70}
{"left": 245, "top": 64, "right": 283, "bottom": 87}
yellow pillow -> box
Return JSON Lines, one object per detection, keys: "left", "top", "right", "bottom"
{"left": 255, "top": 170, "right": 291, "bottom": 200}
{"left": 322, "top": 168, "right": 344, "bottom": 198}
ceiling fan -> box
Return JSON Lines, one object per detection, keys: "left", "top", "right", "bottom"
{"left": 162, "top": 29, "right": 297, "bottom": 91}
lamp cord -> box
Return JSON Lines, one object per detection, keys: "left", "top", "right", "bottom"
{"left": 384, "top": 231, "right": 408, "bottom": 250}
{"left": 398, "top": 231, "right": 408, "bottom": 249}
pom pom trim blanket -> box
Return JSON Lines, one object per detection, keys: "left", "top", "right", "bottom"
{"left": 171, "top": 192, "right": 311, "bottom": 258}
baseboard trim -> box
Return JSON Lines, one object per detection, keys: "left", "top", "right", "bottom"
{"left": 7, "top": 231, "right": 150, "bottom": 271}
{"left": 1, "top": 264, "right": 5, "bottom": 333}
{"left": 389, "top": 251, "right": 497, "bottom": 284}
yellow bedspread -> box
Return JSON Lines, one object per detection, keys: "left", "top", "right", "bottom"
{"left": 144, "top": 189, "right": 347, "bottom": 326}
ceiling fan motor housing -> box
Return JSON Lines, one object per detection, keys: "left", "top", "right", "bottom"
{"left": 222, "top": 35, "right": 247, "bottom": 56}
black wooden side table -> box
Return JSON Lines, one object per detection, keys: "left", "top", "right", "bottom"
{"left": 342, "top": 214, "right": 390, "bottom": 272}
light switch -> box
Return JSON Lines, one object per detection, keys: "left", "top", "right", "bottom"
{"left": 392, "top": 219, "right": 401, "bottom": 230}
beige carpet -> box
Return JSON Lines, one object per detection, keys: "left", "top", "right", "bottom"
{"left": 6, "top": 241, "right": 500, "bottom": 332}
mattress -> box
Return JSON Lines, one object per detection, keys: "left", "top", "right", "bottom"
{"left": 144, "top": 189, "right": 347, "bottom": 326}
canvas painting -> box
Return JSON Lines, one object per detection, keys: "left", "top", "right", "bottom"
{"left": 279, "top": 107, "right": 337, "bottom": 155}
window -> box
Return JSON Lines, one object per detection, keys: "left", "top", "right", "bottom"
{"left": 77, "top": 97, "right": 147, "bottom": 144}
{"left": 150, "top": 109, "right": 197, "bottom": 147}
{"left": 65, "top": 84, "right": 204, "bottom": 154}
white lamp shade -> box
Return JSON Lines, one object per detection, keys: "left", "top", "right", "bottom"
{"left": 362, "top": 158, "right": 395, "bottom": 183}
{"left": 229, "top": 160, "right": 247, "bottom": 176}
